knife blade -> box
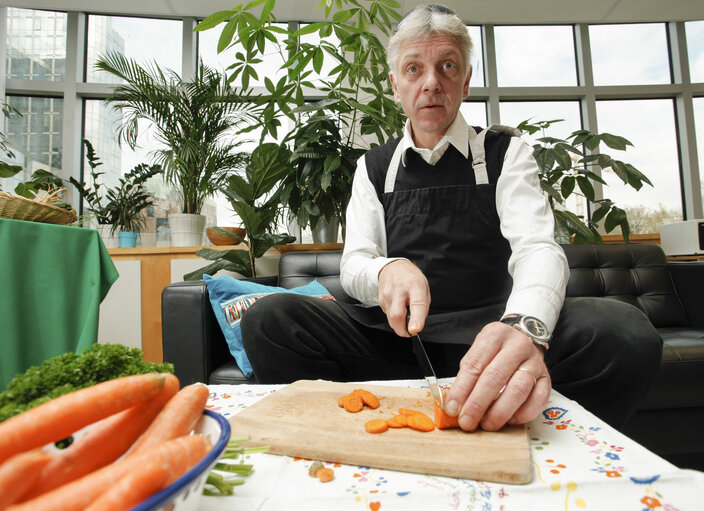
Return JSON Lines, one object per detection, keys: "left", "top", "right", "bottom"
{"left": 411, "top": 333, "right": 445, "bottom": 409}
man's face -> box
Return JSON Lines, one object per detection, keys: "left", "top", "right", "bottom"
{"left": 390, "top": 34, "right": 472, "bottom": 149}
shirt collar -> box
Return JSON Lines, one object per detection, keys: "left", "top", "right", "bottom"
{"left": 400, "top": 112, "right": 470, "bottom": 166}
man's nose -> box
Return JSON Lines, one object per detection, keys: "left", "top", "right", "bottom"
{"left": 422, "top": 68, "right": 441, "bottom": 92}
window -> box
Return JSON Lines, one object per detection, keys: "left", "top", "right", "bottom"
{"left": 86, "top": 15, "right": 183, "bottom": 83}
{"left": 686, "top": 21, "right": 704, "bottom": 83}
{"left": 467, "top": 26, "right": 484, "bottom": 87}
{"left": 6, "top": 8, "right": 66, "bottom": 81}
{"left": 695, "top": 98, "right": 704, "bottom": 213}
{"left": 494, "top": 26, "right": 577, "bottom": 86}
{"left": 596, "top": 99, "right": 682, "bottom": 233}
{"left": 590, "top": 23, "right": 671, "bottom": 86}
{"left": 460, "top": 102, "right": 487, "bottom": 127}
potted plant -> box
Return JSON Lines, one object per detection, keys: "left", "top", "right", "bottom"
{"left": 196, "top": 0, "right": 405, "bottom": 241}
{"left": 94, "top": 54, "right": 252, "bottom": 246}
{"left": 106, "top": 164, "right": 160, "bottom": 247}
{"left": 184, "top": 142, "right": 296, "bottom": 280}
{"left": 517, "top": 119, "right": 653, "bottom": 244}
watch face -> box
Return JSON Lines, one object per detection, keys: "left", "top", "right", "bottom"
{"left": 523, "top": 316, "right": 550, "bottom": 340}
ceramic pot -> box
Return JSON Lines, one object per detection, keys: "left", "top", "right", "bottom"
{"left": 169, "top": 213, "right": 206, "bottom": 247}
{"left": 96, "top": 223, "right": 118, "bottom": 249}
{"left": 311, "top": 216, "right": 339, "bottom": 244}
{"left": 118, "top": 231, "right": 138, "bottom": 248}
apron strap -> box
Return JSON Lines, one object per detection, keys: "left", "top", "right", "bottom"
{"left": 383, "top": 142, "right": 405, "bottom": 194}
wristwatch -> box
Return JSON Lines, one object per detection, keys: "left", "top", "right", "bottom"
{"left": 500, "top": 314, "right": 551, "bottom": 350}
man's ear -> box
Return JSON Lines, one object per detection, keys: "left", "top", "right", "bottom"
{"left": 463, "top": 65, "right": 472, "bottom": 98}
{"left": 389, "top": 72, "right": 401, "bottom": 103}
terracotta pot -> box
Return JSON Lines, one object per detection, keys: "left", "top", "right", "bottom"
{"left": 206, "top": 226, "right": 246, "bottom": 246}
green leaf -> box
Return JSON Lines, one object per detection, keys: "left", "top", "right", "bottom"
{"left": 576, "top": 176, "right": 595, "bottom": 201}
{"left": 332, "top": 9, "right": 354, "bottom": 23}
{"left": 560, "top": 176, "right": 575, "bottom": 198}
{"left": 194, "top": 9, "right": 237, "bottom": 32}
{"left": 0, "top": 163, "right": 22, "bottom": 178}
{"left": 218, "top": 19, "right": 238, "bottom": 53}
{"left": 600, "top": 133, "right": 632, "bottom": 151}
{"left": 293, "top": 22, "right": 328, "bottom": 36}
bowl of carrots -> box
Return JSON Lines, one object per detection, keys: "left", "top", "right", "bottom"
{"left": 132, "top": 409, "right": 231, "bottom": 511}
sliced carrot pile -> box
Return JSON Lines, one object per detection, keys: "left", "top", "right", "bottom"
{"left": 364, "top": 419, "right": 389, "bottom": 434}
{"left": 407, "top": 412, "right": 435, "bottom": 432}
{"left": 386, "top": 415, "right": 408, "bottom": 428}
{"left": 398, "top": 408, "right": 423, "bottom": 416}
{"left": 340, "top": 394, "right": 363, "bottom": 413}
{"left": 338, "top": 389, "right": 380, "bottom": 413}
{"left": 352, "top": 389, "right": 380, "bottom": 409}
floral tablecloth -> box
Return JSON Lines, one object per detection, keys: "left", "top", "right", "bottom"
{"left": 199, "top": 380, "right": 704, "bottom": 511}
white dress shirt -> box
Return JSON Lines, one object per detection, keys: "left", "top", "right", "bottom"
{"left": 340, "top": 113, "right": 569, "bottom": 333}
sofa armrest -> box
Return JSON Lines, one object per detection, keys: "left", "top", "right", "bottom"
{"left": 161, "top": 280, "right": 231, "bottom": 385}
{"left": 667, "top": 260, "right": 704, "bottom": 329}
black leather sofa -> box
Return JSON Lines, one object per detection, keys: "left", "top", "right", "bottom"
{"left": 162, "top": 244, "right": 704, "bottom": 470}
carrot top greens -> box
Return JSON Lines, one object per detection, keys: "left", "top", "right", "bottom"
{"left": 0, "top": 344, "right": 173, "bottom": 422}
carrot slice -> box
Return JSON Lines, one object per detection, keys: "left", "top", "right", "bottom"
{"left": 364, "top": 419, "right": 388, "bottom": 434}
{"left": 337, "top": 396, "right": 345, "bottom": 408}
{"left": 342, "top": 394, "right": 363, "bottom": 413}
{"left": 0, "top": 373, "right": 168, "bottom": 464}
{"left": 126, "top": 382, "right": 209, "bottom": 456}
{"left": 353, "top": 389, "right": 380, "bottom": 409}
{"left": 434, "top": 399, "right": 460, "bottom": 430}
{"left": 316, "top": 467, "right": 335, "bottom": 482}
{"left": 398, "top": 408, "right": 423, "bottom": 416}
{"left": 386, "top": 415, "right": 408, "bottom": 428}
{"left": 407, "top": 412, "right": 435, "bottom": 432}
{"left": 9, "top": 435, "right": 212, "bottom": 511}
{"left": 24, "top": 374, "right": 180, "bottom": 500}
{"left": 0, "top": 449, "right": 52, "bottom": 508}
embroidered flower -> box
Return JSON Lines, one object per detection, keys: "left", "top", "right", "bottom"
{"left": 640, "top": 495, "right": 661, "bottom": 508}
{"left": 605, "top": 452, "right": 620, "bottom": 460}
{"left": 586, "top": 439, "right": 598, "bottom": 446}
{"left": 605, "top": 470, "right": 622, "bottom": 478}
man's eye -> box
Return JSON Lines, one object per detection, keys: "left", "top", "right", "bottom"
{"left": 407, "top": 65, "right": 418, "bottom": 74}
{"left": 443, "top": 61, "right": 456, "bottom": 71}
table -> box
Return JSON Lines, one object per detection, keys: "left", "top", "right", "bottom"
{"left": 199, "top": 379, "right": 704, "bottom": 511}
{"left": 0, "top": 218, "right": 119, "bottom": 390}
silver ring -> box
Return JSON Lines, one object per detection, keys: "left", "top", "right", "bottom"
{"left": 517, "top": 367, "right": 537, "bottom": 386}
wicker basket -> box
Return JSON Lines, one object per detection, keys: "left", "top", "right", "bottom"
{"left": 0, "top": 190, "right": 77, "bottom": 225}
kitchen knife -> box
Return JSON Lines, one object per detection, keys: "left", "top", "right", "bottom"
{"left": 411, "top": 333, "right": 445, "bottom": 409}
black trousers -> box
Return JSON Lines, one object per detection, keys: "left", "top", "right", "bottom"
{"left": 241, "top": 295, "right": 663, "bottom": 429}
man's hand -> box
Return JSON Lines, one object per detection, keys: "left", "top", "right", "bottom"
{"left": 377, "top": 259, "right": 430, "bottom": 336}
{"left": 444, "top": 322, "right": 550, "bottom": 431}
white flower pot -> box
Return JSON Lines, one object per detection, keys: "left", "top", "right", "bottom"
{"left": 96, "top": 223, "right": 118, "bottom": 249}
{"left": 169, "top": 213, "right": 206, "bottom": 247}
{"left": 311, "top": 216, "right": 339, "bottom": 244}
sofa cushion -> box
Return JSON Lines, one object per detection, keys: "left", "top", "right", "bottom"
{"left": 203, "top": 274, "right": 335, "bottom": 378}
{"left": 561, "top": 244, "right": 689, "bottom": 328}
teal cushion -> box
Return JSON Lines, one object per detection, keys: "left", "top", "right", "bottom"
{"left": 203, "top": 274, "right": 335, "bottom": 378}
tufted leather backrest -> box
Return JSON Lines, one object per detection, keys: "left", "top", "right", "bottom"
{"left": 278, "top": 251, "right": 356, "bottom": 303}
{"left": 561, "top": 243, "right": 689, "bottom": 327}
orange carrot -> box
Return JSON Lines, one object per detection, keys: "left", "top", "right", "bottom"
{"left": 341, "top": 394, "right": 363, "bottom": 413}
{"left": 23, "top": 374, "right": 180, "bottom": 500}
{"left": 364, "top": 419, "right": 389, "bottom": 434}
{"left": 0, "top": 373, "right": 167, "bottom": 464}
{"left": 434, "top": 399, "right": 460, "bottom": 430}
{"left": 398, "top": 408, "right": 423, "bottom": 416}
{"left": 7, "top": 435, "right": 212, "bottom": 511}
{"left": 316, "top": 467, "right": 335, "bottom": 482}
{"left": 407, "top": 412, "right": 435, "bottom": 432}
{"left": 82, "top": 458, "right": 170, "bottom": 511}
{"left": 386, "top": 414, "right": 408, "bottom": 428}
{"left": 126, "top": 382, "right": 209, "bottom": 456}
{"left": 353, "top": 389, "right": 380, "bottom": 409}
{"left": 337, "top": 396, "right": 345, "bottom": 407}
{"left": 0, "top": 449, "right": 52, "bottom": 508}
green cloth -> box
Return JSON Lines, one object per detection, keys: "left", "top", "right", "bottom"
{"left": 0, "top": 218, "right": 119, "bottom": 390}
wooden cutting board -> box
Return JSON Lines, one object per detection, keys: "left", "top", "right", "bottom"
{"left": 228, "top": 380, "right": 532, "bottom": 484}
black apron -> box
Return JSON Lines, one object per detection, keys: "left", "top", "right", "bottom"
{"left": 339, "top": 125, "right": 514, "bottom": 345}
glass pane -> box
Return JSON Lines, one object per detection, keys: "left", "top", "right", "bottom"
{"left": 596, "top": 99, "right": 682, "bottom": 234}
{"left": 6, "top": 8, "right": 66, "bottom": 81}
{"left": 86, "top": 15, "right": 182, "bottom": 83}
{"left": 2, "top": 96, "right": 63, "bottom": 193}
{"left": 590, "top": 23, "right": 670, "bottom": 86}
{"left": 460, "top": 102, "right": 487, "bottom": 127}
{"left": 467, "top": 26, "right": 484, "bottom": 87}
{"left": 686, "top": 21, "right": 704, "bottom": 83}
{"left": 500, "top": 101, "right": 584, "bottom": 217}
{"left": 198, "top": 23, "right": 288, "bottom": 88}
{"left": 495, "top": 26, "right": 577, "bottom": 86}
{"left": 695, "top": 98, "right": 704, "bottom": 214}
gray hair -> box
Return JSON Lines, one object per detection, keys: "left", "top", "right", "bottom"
{"left": 387, "top": 4, "right": 473, "bottom": 77}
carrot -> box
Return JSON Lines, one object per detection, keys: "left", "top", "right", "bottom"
{"left": 82, "top": 458, "right": 170, "bottom": 511}
{"left": 0, "top": 449, "right": 52, "bottom": 508}
{"left": 126, "top": 382, "right": 209, "bottom": 456}
{"left": 23, "top": 373, "right": 180, "bottom": 500}
{"left": 434, "top": 399, "right": 460, "bottom": 430}
{"left": 364, "top": 419, "right": 388, "bottom": 434}
{"left": 337, "top": 396, "right": 345, "bottom": 407}
{"left": 353, "top": 389, "right": 380, "bottom": 409}
{"left": 386, "top": 414, "right": 408, "bottom": 428}
{"left": 341, "top": 394, "right": 363, "bottom": 413}
{"left": 7, "top": 435, "right": 212, "bottom": 511}
{"left": 0, "top": 373, "right": 167, "bottom": 464}
{"left": 407, "top": 412, "right": 435, "bottom": 432}
{"left": 398, "top": 408, "right": 423, "bottom": 416}
{"left": 316, "top": 467, "right": 335, "bottom": 482}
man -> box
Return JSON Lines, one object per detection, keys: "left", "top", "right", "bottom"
{"left": 242, "top": 4, "right": 662, "bottom": 431}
